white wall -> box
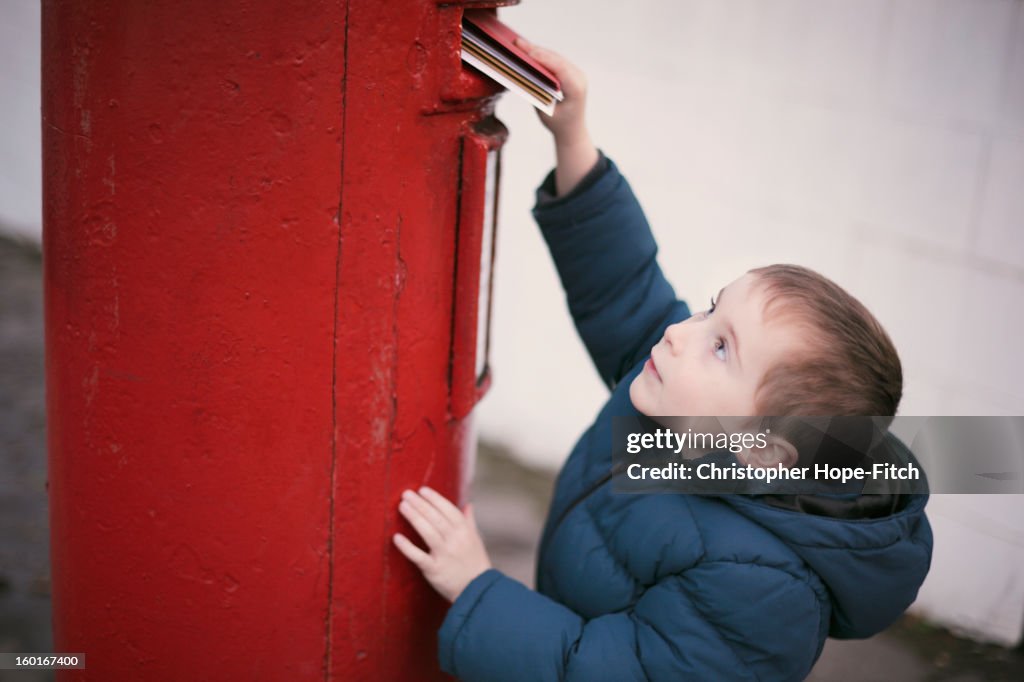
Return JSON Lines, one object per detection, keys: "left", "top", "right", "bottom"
{"left": 477, "top": 0, "right": 1024, "bottom": 646}
{"left": 0, "top": 0, "right": 41, "bottom": 242}
{"left": 4, "top": 0, "right": 1023, "bottom": 647}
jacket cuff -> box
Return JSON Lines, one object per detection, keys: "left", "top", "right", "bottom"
{"left": 532, "top": 154, "right": 628, "bottom": 228}
{"left": 534, "top": 149, "right": 610, "bottom": 209}
{"left": 437, "top": 568, "right": 505, "bottom": 676}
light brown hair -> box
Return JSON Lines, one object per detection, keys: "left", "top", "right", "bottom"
{"left": 748, "top": 263, "right": 902, "bottom": 421}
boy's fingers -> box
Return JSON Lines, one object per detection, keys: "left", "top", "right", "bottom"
{"left": 402, "top": 490, "right": 453, "bottom": 534}
{"left": 418, "top": 486, "right": 464, "bottom": 526}
{"left": 516, "top": 39, "right": 567, "bottom": 70}
{"left": 399, "top": 499, "right": 445, "bottom": 548}
{"left": 530, "top": 46, "right": 565, "bottom": 70}
{"left": 513, "top": 37, "right": 587, "bottom": 94}
{"left": 520, "top": 45, "right": 584, "bottom": 95}
{"left": 393, "top": 532, "right": 432, "bottom": 568}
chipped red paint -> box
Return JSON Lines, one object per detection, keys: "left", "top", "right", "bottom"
{"left": 42, "top": 1, "right": 512, "bottom": 679}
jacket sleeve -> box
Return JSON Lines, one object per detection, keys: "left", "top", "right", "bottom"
{"left": 438, "top": 564, "right": 823, "bottom": 682}
{"left": 533, "top": 152, "right": 691, "bottom": 391}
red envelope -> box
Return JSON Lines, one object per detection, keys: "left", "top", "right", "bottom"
{"left": 462, "top": 9, "right": 562, "bottom": 93}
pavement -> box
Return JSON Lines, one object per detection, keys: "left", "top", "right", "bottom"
{"left": 0, "top": 235, "right": 52, "bottom": 682}
{"left": 2, "top": 233, "right": 1022, "bottom": 681}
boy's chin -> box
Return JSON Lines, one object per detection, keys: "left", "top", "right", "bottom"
{"left": 627, "top": 376, "right": 651, "bottom": 415}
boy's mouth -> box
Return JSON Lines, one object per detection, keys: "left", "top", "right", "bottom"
{"left": 644, "top": 356, "right": 662, "bottom": 382}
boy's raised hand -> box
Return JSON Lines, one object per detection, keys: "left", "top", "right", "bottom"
{"left": 392, "top": 486, "right": 493, "bottom": 603}
{"left": 514, "top": 36, "right": 599, "bottom": 197}
{"left": 513, "top": 36, "right": 588, "bottom": 143}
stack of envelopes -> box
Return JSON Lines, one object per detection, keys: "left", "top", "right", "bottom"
{"left": 460, "top": 9, "right": 564, "bottom": 115}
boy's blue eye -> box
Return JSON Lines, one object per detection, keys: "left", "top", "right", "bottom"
{"left": 714, "top": 338, "right": 726, "bottom": 361}
{"left": 706, "top": 297, "right": 726, "bottom": 360}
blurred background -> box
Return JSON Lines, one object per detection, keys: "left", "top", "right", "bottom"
{"left": 2, "top": 0, "right": 1023, "bottom": 679}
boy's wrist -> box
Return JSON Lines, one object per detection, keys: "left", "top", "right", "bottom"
{"left": 553, "top": 125, "right": 591, "bottom": 149}
{"left": 553, "top": 128, "right": 599, "bottom": 197}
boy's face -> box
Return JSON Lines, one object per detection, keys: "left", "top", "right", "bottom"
{"left": 629, "top": 272, "right": 806, "bottom": 417}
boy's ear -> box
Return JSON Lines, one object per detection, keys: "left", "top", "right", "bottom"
{"left": 738, "top": 435, "right": 799, "bottom": 469}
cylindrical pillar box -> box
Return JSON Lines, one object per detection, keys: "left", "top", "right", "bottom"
{"left": 42, "top": 0, "right": 512, "bottom": 678}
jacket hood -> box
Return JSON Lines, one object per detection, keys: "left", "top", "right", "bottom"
{"left": 710, "top": 431, "right": 934, "bottom": 639}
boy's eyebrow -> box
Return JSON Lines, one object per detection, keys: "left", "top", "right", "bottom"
{"left": 717, "top": 285, "right": 743, "bottom": 371}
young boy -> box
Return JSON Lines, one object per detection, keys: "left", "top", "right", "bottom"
{"left": 393, "top": 38, "right": 933, "bottom": 681}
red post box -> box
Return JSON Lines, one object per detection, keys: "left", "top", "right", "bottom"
{"left": 42, "top": 1, "right": 512, "bottom": 678}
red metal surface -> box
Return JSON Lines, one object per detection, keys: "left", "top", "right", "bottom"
{"left": 42, "top": 1, "right": 511, "bottom": 679}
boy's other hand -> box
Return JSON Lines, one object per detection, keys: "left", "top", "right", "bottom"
{"left": 513, "top": 36, "right": 588, "bottom": 143}
{"left": 392, "top": 486, "right": 493, "bottom": 603}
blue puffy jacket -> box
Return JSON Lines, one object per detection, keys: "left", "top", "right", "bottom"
{"left": 437, "top": 152, "right": 934, "bottom": 681}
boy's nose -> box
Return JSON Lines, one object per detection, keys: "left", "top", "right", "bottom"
{"left": 664, "top": 321, "right": 687, "bottom": 354}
